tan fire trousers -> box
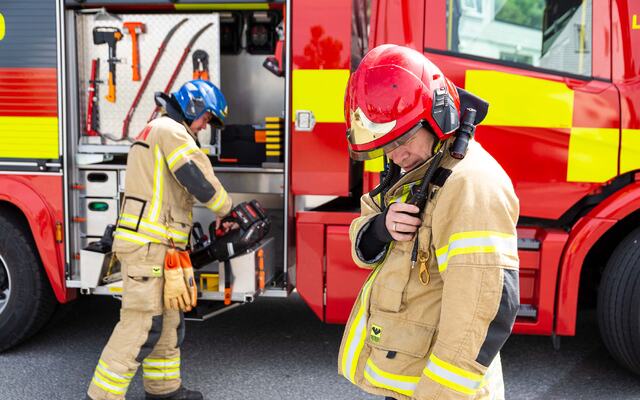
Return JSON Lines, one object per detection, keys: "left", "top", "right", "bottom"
{"left": 88, "top": 245, "right": 185, "bottom": 400}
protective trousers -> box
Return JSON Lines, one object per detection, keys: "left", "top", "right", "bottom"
{"left": 88, "top": 245, "right": 186, "bottom": 400}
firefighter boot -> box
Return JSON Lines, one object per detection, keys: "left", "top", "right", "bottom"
{"left": 145, "top": 386, "right": 203, "bottom": 400}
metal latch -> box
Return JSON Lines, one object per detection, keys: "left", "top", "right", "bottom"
{"left": 295, "top": 110, "right": 316, "bottom": 132}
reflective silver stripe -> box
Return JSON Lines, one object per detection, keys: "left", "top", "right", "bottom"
{"left": 92, "top": 375, "right": 127, "bottom": 394}
{"left": 207, "top": 188, "right": 228, "bottom": 213}
{"left": 424, "top": 359, "right": 482, "bottom": 394}
{"left": 436, "top": 234, "right": 517, "bottom": 271}
{"left": 364, "top": 361, "right": 418, "bottom": 396}
{"left": 142, "top": 360, "right": 180, "bottom": 368}
{"left": 167, "top": 142, "right": 198, "bottom": 169}
{"left": 96, "top": 365, "right": 130, "bottom": 384}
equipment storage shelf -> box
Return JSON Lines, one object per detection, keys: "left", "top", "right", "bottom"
{"left": 65, "top": 2, "right": 290, "bottom": 301}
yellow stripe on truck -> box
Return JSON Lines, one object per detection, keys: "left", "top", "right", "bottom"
{"left": 620, "top": 129, "right": 640, "bottom": 174}
{"left": 292, "top": 69, "right": 350, "bottom": 123}
{"left": 0, "top": 116, "right": 58, "bottom": 159}
{"left": 567, "top": 127, "right": 619, "bottom": 183}
{"left": 464, "top": 70, "right": 574, "bottom": 129}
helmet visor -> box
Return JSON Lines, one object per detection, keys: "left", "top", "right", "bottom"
{"left": 347, "top": 122, "right": 424, "bottom": 161}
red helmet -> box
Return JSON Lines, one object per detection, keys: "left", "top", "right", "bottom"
{"left": 345, "top": 44, "right": 461, "bottom": 160}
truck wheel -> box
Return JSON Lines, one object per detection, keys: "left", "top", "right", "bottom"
{"left": 0, "top": 213, "right": 56, "bottom": 352}
{"left": 598, "top": 227, "right": 640, "bottom": 375}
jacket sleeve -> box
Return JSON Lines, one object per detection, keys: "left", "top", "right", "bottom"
{"left": 349, "top": 193, "right": 389, "bottom": 269}
{"left": 158, "top": 126, "right": 233, "bottom": 217}
{"left": 412, "top": 170, "right": 520, "bottom": 400}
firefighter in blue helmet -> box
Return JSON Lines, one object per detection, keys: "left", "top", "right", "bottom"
{"left": 87, "top": 80, "right": 232, "bottom": 400}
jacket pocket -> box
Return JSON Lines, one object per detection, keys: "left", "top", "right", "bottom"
{"left": 363, "top": 313, "right": 436, "bottom": 397}
{"left": 370, "top": 244, "right": 412, "bottom": 313}
{"left": 168, "top": 208, "right": 192, "bottom": 248}
{"left": 118, "top": 196, "right": 147, "bottom": 232}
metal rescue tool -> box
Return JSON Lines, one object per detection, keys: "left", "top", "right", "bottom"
{"left": 93, "top": 27, "right": 122, "bottom": 103}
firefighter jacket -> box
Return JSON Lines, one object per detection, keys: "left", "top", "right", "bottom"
{"left": 338, "top": 139, "right": 520, "bottom": 400}
{"left": 113, "top": 116, "right": 232, "bottom": 271}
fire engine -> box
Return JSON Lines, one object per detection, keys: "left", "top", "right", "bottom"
{"left": 0, "top": 0, "right": 639, "bottom": 377}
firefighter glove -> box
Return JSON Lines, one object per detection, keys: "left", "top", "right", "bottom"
{"left": 178, "top": 250, "right": 198, "bottom": 309}
{"left": 164, "top": 248, "right": 193, "bottom": 312}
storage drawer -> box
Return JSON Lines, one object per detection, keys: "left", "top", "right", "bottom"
{"left": 80, "top": 198, "right": 118, "bottom": 236}
{"left": 81, "top": 170, "right": 118, "bottom": 197}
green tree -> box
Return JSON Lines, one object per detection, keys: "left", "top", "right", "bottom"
{"left": 495, "top": 0, "right": 545, "bottom": 29}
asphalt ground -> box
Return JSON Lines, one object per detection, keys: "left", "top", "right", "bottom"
{"left": 0, "top": 294, "right": 639, "bottom": 400}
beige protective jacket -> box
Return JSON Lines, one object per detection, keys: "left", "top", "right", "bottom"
{"left": 112, "top": 116, "right": 232, "bottom": 273}
{"left": 338, "top": 139, "right": 520, "bottom": 400}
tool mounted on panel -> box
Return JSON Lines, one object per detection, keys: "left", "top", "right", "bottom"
{"left": 148, "top": 23, "right": 213, "bottom": 122}
{"left": 93, "top": 27, "right": 122, "bottom": 103}
{"left": 192, "top": 50, "right": 209, "bottom": 80}
{"left": 86, "top": 58, "right": 102, "bottom": 136}
{"left": 122, "top": 18, "right": 188, "bottom": 140}
{"left": 123, "top": 21, "right": 145, "bottom": 81}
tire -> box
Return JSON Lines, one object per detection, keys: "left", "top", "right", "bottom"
{"left": 0, "top": 213, "right": 56, "bottom": 352}
{"left": 598, "top": 227, "right": 640, "bottom": 375}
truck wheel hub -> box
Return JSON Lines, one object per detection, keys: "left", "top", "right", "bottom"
{"left": 0, "top": 255, "right": 10, "bottom": 314}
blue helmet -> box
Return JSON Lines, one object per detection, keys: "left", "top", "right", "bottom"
{"left": 172, "top": 80, "right": 228, "bottom": 127}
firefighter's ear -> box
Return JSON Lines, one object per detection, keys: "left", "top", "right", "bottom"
{"left": 456, "top": 87, "right": 489, "bottom": 125}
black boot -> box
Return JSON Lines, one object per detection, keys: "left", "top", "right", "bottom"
{"left": 145, "top": 386, "right": 203, "bottom": 400}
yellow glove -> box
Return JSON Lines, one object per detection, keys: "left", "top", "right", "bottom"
{"left": 178, "top": 250, "right": 198, "bottom": 309}
{"left": 163, "top": 248, "right": 192, "bottom": 312}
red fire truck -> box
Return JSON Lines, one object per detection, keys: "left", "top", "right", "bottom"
{"left": 0, "top": 0, "right": 639, "bottom": 376}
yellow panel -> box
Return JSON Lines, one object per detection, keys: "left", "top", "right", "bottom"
{"left": 465, "top": 70, "right": 574, "bottom": 128}
{"left": 0, "top": 116, "right": 58, "bottom": 159}
{"left": 364, "top": 157, "right": 384, "bottom": 172}
{"left": 292, "top": 69, "right": 350, "bottom": 123}
{"left": 620, "top": 129, "right": 640, "bottom": 174}
{"left": 567, "top": 127, "right": 619, "bottom": 182}
{"left": 175, "top": 3, "right": 269, "bottom": 10}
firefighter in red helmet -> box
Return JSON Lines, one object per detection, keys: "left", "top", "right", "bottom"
{"left": 338, "top": 44, "right": 520, "bottom": 400}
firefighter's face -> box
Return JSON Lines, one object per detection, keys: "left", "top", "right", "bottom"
{"left": 189, "top": 112, "right": 213, "bottom": 133}
{"left": 386, "top": 128, "right": 435, "bottom": 171}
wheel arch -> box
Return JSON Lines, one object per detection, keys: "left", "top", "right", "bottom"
{"left": 555, "top": 181, "right": 640, "bottom": 335}
{"left": 0, "top": 177, "right": 68, "bottom": 304}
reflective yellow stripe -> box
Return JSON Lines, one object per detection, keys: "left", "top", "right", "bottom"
{"left": 207, "top": 188, "right": 228, "bottom": 213}
{"left": 266, "top": 151, "right": 281, "bottom": 156}
{"left": 292, "top": 69, "right": 350, "bottom": 123}
{"left": 149, "top": 145, "right": 165, "bottom": 222}
{"left": 92, "top": 376, "right": 127, "bottom": 395}
{"left": 341, "top": 263, "right": 384, "bottom": 382}
{"left": 0, "top": 116, "right": 59, "bottom": 159}
{"left": 435, "top": 231, "right": 517, "bottom": 272}
{"left": 567, "top": 127, "right": 619, "bottom": 183}
{"left": 167, "top": 142, "right": 199, "bottom": 169}
{"left": 266, "top": 137, "right": 281, "bottom": 143}
{"left": 115, "top": 229, "right": 162, "bottom": 245}
{"left": 465, "top": 70, "right": 574, "bottom": 129}
{"left": 118, "top": 216, "right": 188, "bottom": 245}
{"left": 97, "top": 360, "right": 133, "bottom": 383}
{"left": 175, "top": 3, "right": 269, "bottom": 10}
{"left": 143, "top": 357, "right": 181, "bottom": 366}
{"left": 364, "top": 359, "right": 419, "bottom": 396}
{"left": 266, "top": 144, "right": 281, "bottom": 150}
{"left": 620, "top": 128, "right": 640, "bottom": 174}
{"left": 423, "top": 354, "right": 484, "bottom": 396}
